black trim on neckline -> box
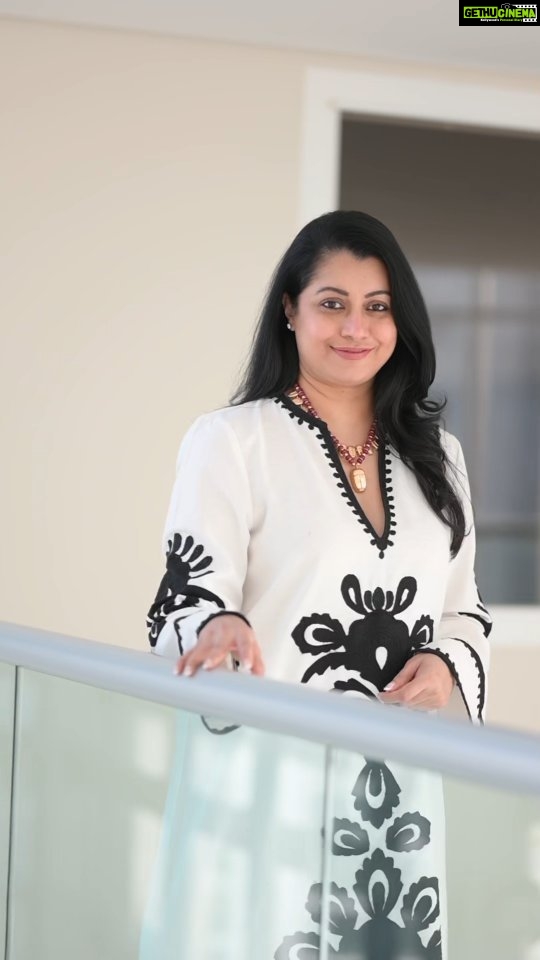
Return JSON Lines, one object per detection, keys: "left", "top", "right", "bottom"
{"left": 274, "top": 393, "right": 397, "bottom": 559}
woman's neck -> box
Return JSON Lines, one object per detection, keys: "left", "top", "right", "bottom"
{"left": 296, "top": 374, "right": 375, "bottom": 443}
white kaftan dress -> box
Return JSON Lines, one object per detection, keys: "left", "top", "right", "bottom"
{"left": 139, "top": 394, "right": 492, "bottom": 960}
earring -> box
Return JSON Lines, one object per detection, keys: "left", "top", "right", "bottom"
{"left": 286, "top": 321, "right": 294, "bottom": 331}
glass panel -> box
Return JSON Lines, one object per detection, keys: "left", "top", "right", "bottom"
{"left": 445, "top": 776, "right": 540, "bottom": 958}
{"left": 322, "top": 747, "right": 540, "bottom": 959}
{"left": 0, "top": 663, "right": 16, "bottom": 955}
{"left": 8, "top": 669, "right": 327, "bottom": 960}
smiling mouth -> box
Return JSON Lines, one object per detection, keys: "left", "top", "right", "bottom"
{"left": 331, "top": 347, "right": 374, "bottom": 356}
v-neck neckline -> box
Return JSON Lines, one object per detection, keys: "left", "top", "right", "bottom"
{"left": 274, "top": 392, "right": 397, "bottom": 559}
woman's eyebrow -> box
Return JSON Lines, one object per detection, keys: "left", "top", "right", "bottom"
{"left": 315, "top": 286, "right": 391, "bottom": 297}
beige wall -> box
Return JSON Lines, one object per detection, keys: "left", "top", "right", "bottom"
{"left": 1, "top": 18, "right": 538, "bottom": 730}
{"left": 488, "top": 644, "right": 540, "bottom": 734}
{"left": 1, "top": 18, "right": 306, "bottom": 648}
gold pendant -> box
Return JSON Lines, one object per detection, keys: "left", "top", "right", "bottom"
{"left": 351, "top": 467, "right": 367, "bottom": 493}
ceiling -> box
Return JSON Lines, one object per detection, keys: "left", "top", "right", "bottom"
{"left": 1, "top": 0, "right": 539, "bottom": 76}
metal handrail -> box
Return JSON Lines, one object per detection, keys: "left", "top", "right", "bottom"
{"left": 1, "top": 620, "right": 539, "bottom": 794}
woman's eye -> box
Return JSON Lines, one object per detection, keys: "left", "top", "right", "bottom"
{"left": 321, "top": 299, "right": 342, "bottom": 310}
{"left": 321, "top": 300, "right": 390, "bottom": 312}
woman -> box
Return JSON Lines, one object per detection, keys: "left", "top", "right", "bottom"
{"left": 142, "top": 210, "right": 491, "bottom": 959}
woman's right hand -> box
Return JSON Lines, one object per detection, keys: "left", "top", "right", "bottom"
{"left": 173, "top": 614, "right": 265, "bottom": 678}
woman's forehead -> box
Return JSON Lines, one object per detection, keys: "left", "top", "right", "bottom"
{"left": 308, "top": 251, "right": 389, "bottom": 289}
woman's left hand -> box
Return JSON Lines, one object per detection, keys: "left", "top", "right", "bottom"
{"left": 378, "top": 653, "right": 455, "bottom": 710}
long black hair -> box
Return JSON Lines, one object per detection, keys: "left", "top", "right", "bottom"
{"left": 230, "top": 210, "right": 466, "bottom": 556}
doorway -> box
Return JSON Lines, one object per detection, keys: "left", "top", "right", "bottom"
{"left": 339, "top": 117, "right": 540, "bottom": 603}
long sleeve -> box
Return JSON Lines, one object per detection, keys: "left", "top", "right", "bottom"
{"left": 425, "top": 437, "right": 492, "bottom": 723}
{"left": 146, "top": 411, "right": 252, "bottom": 662}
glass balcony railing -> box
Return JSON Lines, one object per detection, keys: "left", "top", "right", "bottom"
{"left": 0, "top": 621, "right": 539, "bottom": 960}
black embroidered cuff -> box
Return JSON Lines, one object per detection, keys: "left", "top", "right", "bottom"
{"left": 418, "top": 648, "right": 477, "bottom": 723}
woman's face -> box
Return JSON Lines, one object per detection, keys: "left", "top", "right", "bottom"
{"left": 283, "top": 250, "right": 398, "bottom": 390}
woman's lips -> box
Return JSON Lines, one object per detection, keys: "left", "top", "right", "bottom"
{"left": 331, "top": 347, "right": 374, "bottom": 359}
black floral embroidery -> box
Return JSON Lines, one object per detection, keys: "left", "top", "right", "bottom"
{"left": 332, "top": 819, "right": 370, "bottom": 857}
{"left": 275, "top": 758, "right": 442, "bottom": 959}
{"left": 276, "top": 855, "right": 441, "bottom": 959}
{"left": 387, "top": 813, "right": 431, "bottom": 853}
{"left": 292, "top": 575, "right": 434, "bottom": 695}
{"left": 146, "top": 533, "right": 225, "bottom": 648}
{"left": 275, "top": 930, "right": 329, "bottom": 958}
{"left": 164, "top": 532, "right": 215, "bottom": 588}
{"left": 352, "top": 760, "right": 401, "bottom": 828}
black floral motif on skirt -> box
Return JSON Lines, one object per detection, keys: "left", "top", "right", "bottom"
{"left": 274, "top": 759, "right": 442, "bottom": 960}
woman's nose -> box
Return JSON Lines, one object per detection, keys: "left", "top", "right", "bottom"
{"left": 340, "top": 309, "right": 370, "bottom": 338}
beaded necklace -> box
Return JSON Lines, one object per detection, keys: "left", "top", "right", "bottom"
{"left": 289, "top": 382, "right": 378, "bottom": 494}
